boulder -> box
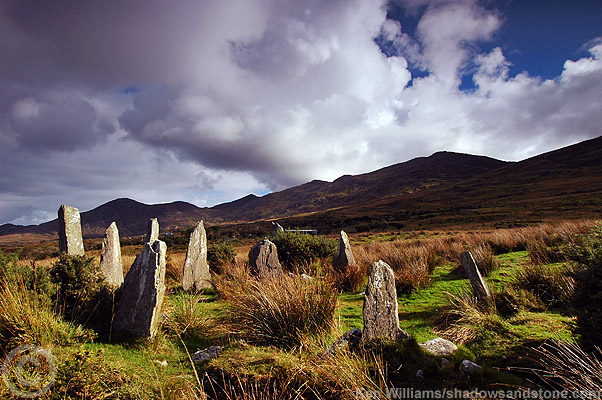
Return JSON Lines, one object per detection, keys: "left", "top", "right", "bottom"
{"left": 332, "top": 230, "right": 355, "bottom": 273}
{"left": 191, "top": 346, "right": 222, "bottom": 363}
{"left": 249, "top": 239, "right": 282, "bottom": 276}
{"left": 419, "top": 338, "right": 458, "bottom": 357}
{"left": 99, "top": 222, "right": 123, "bottom": 288}
{"left": 58, "top": 204, "right": 85, "bottom": 256}
{"left": 324, "top": 328, "right": 362, "bottom": 356}
{"left": 459, "top": 360, "right": 483, "bottom": 375}
{"left": 113, "top": 240, "right": 167, "bottom": 339}
{"left": 182, "top": 220, "right": 211, "bottom": 291}
{"left": 362, "top": 260, "right": 409, "bottom": 343}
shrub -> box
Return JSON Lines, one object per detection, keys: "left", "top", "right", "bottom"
{"left": 565, "top": 223, "right": 602, "bottom": 350}
{"left": 207, "top": 241, "right": 236, "bottom": 273}
{"left": 272, "top": 232, "right": 336, "bottom": 269}
{"left": 50, "top": 255, "right": 113, "bottom": 328}
{"left": 215, "top": 272, "right": 338, "bottom": 348}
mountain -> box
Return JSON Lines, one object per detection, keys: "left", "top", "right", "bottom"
{"left": 2, "top": 136, "right": 602, "bottom": 241}
{"left": 0, "top": 198, "right": 219, "bottom": 239}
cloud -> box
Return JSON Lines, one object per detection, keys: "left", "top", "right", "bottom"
{"left": 1, "top": 0, "right": 602, "bottom": 225}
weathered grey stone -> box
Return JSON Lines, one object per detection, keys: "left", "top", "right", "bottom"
{"left": 324, "top": 328, "right": 362, "bottom": 356}
{"left": 459, "top": 360, "right": 482, "bottom": 375}
{"left": 460, "top": 251, "right": 491, "bottom": 301}
{"left": 270, "top": 221, "right": 284, "bottom": 238}
{"left": 191, "top": 346, "right": 222, "bottom": 363}
{"left": 248, "top": 239, "right": 282, "bottom": 276}
{"left": 182, "top": 220, "right": 211, "bottom": 291}
{"left": 113, "top": 240, "right": 167, "bottom": 339}
{"left": 332, "top": 230, "right": 356, "bottom": 273}
{"left": 58, "top": 204, "right": 85, "bottom": 256}
{"left": 362, "top": 260, "right": 409, "bottom": 343}
{"left": 145, "top": 218, "right": 159, "bottom": 244}
{"left": 419, "top": 338, "right": 458, "bottom": 357}
{"left": 99, "top": 222, "right": 123, "bottom": 288}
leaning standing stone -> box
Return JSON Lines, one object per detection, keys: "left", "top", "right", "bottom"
{"left": 99, "top": 222, "right": 123, "bottom": 288}
{"left": 145, "top": 218, "right": 160, "bottom": 243}
{"left": 58, "top": 204, "right": 85, "bottom": 256}
{"left": 332, "top": 230, "right": 356, "bottom": 273}
{"left": 113, "top": 240, "right": 167, "bottom": 339}
{"left": 460, "top": 251, "right": 491, "bottom": 301}
{"left": 362, "top": 260, "right": 408, "bottom": 343}
{"left": 249, "top": 239, "right": 282, "bottom": 276}
{"left": 182, "top": 220, "right": 211, "bottom": 291}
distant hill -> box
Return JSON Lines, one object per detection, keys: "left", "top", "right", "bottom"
{"left": 2, "top": 136, "right": 602, "bottom": 241}
{"left": 0, "top": 198, "right": 219, "bottom": 239}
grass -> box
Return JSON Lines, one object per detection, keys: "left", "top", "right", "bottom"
{"left": 0, "top": 220, "right": 600, "bottom": 398}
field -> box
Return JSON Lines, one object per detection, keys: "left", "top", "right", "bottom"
{"left": 1, "top": 220, "right": 602, "bottom": 399}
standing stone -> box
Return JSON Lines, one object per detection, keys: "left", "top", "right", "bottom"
{"left": 182, "top": 220, "right": 211, "bottom": 291}
{"left": 99, "top": 222, "right": 123, "bottom": 288}
{"left": 362, "top": 260, "right": 408, "bottom": 343}
{"left": 145, "top": 218, "right": 160, "bottom": 243}
{"left": 460, "top": 251, "right": 491, "bottom": 301}
{"left": 58, "top": 204, "right": 85, "bottom": 256}
{"left": 113, "top": 240, "right": 167, "bottom": 339}
{"left": 332, "top": 230, "right": 356, "bottom": 273}
{"left": 248, "top": 239, "right": 282, "bottom": 276}
{"left": 270, "top": 221, "right": 284, "bottom": 239}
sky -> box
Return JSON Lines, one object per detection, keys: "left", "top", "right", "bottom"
{"left": 1, "top": 0, "right": 602, "bottom": 226}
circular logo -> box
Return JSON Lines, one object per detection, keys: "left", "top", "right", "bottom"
{"left": 1, "top": 345, "right": 57, "bottom": 398}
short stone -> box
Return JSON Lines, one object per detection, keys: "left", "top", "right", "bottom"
{"left": 146, "top": 218, "right": 160, "bottom": 244}
{"left": 332, "top": 230, "right": 356, "bottom": 273}
{"left": 249, "top": 239, "right": 282, "bottom": 276}
{"left": 362, "top": 260, "right": 409, "bottom": 343}
{"left": 419, "top": 338, "right": 458, "bottom": 357}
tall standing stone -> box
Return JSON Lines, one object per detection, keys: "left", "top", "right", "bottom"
{"left": 113, "top": 239, "right": 167, "bottom": 339}
{"left": 182, "top": 221, "right": 211, "bottom": 291}
{"left": 99, "top": 222, "right": 123, "bottom": 288}
{"left": 362, "top": 260, "right": 408, "bottom": 343}
{"left": 249, "top": 239, "right": 282, "bottom": 276}
{"left": 332, "top": 230, "right": 356, "bottom": 273}
{"left": 58, "top": 204, "right": 85, "bottom": 256}
{"left": 460, "top": 251, "right": 491, "bottom": 301}
{"left": 145, "top": 218, "right": 159, "bottom": 244}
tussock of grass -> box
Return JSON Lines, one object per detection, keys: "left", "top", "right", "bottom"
{"left": 531, "top": 341, "right": 602, "bottom": 393}
{"left": 437, "top": 292, "right": 510, "bottom": 345}
{"left": 513, "top": 263, "right": 575, "bottom": 310}
{"left": 215, "top": 265, "right": 338, "bottom": 348}
{"left": 0, "top": 279, "right": 92, "bottom": 349}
